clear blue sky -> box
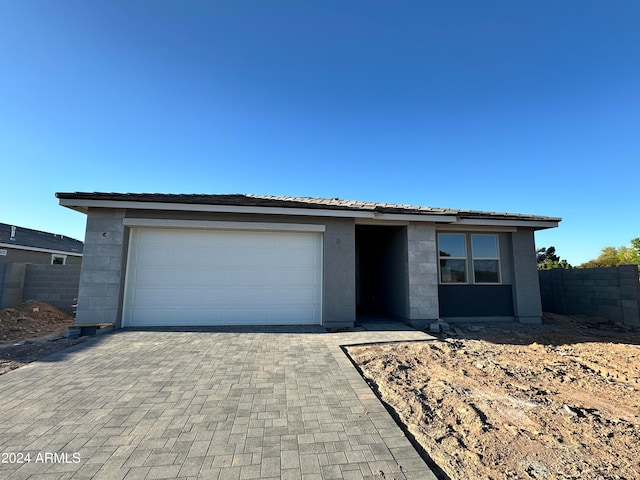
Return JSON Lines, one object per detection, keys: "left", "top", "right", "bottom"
{"left": 1, "top": 1, "right": 638, "bottom": 265}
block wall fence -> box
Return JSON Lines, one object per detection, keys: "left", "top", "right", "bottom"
{"left": 0, "top": 263, "right": 81, "bottom": 315}
{"left": 539, "top": 265, "right": 640, "bottom": 325}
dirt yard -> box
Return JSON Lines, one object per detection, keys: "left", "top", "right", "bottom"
{"left": 347, "top": 313, "right": 640, "bottom": 480}
{"left": 0, "top": 301, "right": 86, "bottom": 375}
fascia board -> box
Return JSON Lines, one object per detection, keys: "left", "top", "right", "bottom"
{"left": 355, "top": 218, "right": 410, "bottom": 226}
{"left": 59, "top": 199, "right": 374, "bottom": 218}
{"left": 454, "top": 218, "right": 559, "bottom": 229}
{"left": 123, "top": 218, "right": 326, "bottom": 232}
{"left": 0, "top": 243, "right": 83, "bottom": 256}
{"left": 58, "top": 198, "right": 559, "bottom": 228}
{"left": 435, "top": 225, "right": 518, "bottom": 233}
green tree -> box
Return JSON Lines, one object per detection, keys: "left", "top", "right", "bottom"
{"left": 631, "top": 238, "right": 640, "bottom": 263}
{"left": 578, "top": 238, "right": 640, "bottom": 268}
{"left": 536, "top": 246, "right": 572, "bottom": 270}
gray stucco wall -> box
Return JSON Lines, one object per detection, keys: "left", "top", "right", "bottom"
{"left": 382, "top": 228, "right": 409, "bottom": 319}
{"left": 498, "top": 233, "right": 513, "bottom": 285}
{"left": 511, "top": 229, "right": 543, "bottom": 323}
{"left": 321, "top": 218, "right": 356, "bottom": 328}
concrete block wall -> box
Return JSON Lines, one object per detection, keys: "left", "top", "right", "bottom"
{"left": 75, "top": 208, "right": 127, "bottom": 326}
{"left": 538, "top": 265, "right": 640, "bottom": 325}
{"left": 0, "top": 263, "right": 27, "bottom": 309}
{"left": 407, "top": 223, "right": 438, "bottom": 327}
{"left": 22, "top": 264, "right": 81, "bottom": 314}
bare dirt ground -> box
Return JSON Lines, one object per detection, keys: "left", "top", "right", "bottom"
{"left": 0, "top": 301, "right": 87, "bottom": 375}
{"left": 347, "top": 313, "right": 640, "bottom": 480}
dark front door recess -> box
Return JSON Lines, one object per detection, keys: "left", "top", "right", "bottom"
{"left": 356, "top": 225, "right": 408, "bottom": 318}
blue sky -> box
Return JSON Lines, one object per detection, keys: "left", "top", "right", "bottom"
{"left": 1, "top": 1, "right": 638, "bottom": 265}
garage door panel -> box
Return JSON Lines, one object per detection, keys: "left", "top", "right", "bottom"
{"left": 129, "top": 306, "right": 319, "bottom": 326}
{"left": 227, "top": 268, "right": 272, "bottom": 285}
{"left": 129, "top": 308, "right": 227, "bottom": 327}
{"left": 269, "top": 268, "right": 317, "bottom": 286}
{"left": 134, "top": 246, "right": 177, "bottom": 266}
{"left": 224, "top": 288, "right": 272, "bottom": 304}
{"left": 271, "top": 308, "right": 317, "bottom": 324}
{"left": 124, "top": 228, "right": 322, "bottom": 326}
{"left": 132, "top": 287, "right": 315, "bottom": 307}
{"left": 213, "top": 248, "right": 269, "bottom": 267}
{"left": 131, "top": 287, "right": 230, "bottom": 306}
{"left": 134, "top": 266, "right": 319, "bottom": 288}
{"left": 277, "top": 248, "right": 318, "bottom": 267}
{"left": 134, "top": 268, "right": 231, "bottom": 287}
{"left": 226, "top": 309, "right": 271, "bottom": 323}
{"left": 271, "top": 288, "right": 317, "bottom": 304}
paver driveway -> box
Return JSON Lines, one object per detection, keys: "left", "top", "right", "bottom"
{"left": 0, "top": 325, "right": 438, "bottom": 480}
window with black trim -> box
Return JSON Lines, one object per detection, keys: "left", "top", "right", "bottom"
{"left": 438, "top": 233, "right": 467, "bottom": 283}
{"left": 471, "top": 234, "right": 500, "bottom": 283}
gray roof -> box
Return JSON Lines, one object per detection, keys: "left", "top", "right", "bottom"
{"left": 0, "top": 223, "right": 83, "bottom": 254}
{"left": 55, "top": 192, "right": 561, "bottom": 223}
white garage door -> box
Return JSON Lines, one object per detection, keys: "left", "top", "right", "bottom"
{"left": 123, "top": 227, "right": 322, "bottom": 326}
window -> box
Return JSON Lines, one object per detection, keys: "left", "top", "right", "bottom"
{"left": 472, "top": 235, "right": 500, "bottom": 283}
{"left": 51, "top": 254, "right": 67, "bottom": 265}
{"left": 438, "top": 233, "right": 467, "bottom": 283}
{"left": 438, "top": 233, "right": 501, "bottom": 284}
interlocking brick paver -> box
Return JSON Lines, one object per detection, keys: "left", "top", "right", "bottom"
{"left": 0, "top": 325, "right": 438, "bottom": 479}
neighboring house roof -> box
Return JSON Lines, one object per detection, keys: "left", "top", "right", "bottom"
{"left": 56, "top": 192, "right": 561, "bottom": 229}
{"left": 0, "top": 222, "right": 84, "bottom": 255}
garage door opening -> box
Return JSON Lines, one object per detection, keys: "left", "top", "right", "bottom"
{"left": 355, "top": 225, "right": 409, "bottom": 322}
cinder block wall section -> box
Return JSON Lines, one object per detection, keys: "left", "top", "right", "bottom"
{"left": 407, "top": 223, "right": 439, "bottom": 327}
{"left": 0, "top": 263, "right": 27, "bottom": 309}
{"left": 75, "top": 208, "right": 127, "bottom": 326}
{"left": 22, "top": 264, "right": 81, "bottom": 314}
{"left": 538, "top": 265, "right": 640, "bottom": 325}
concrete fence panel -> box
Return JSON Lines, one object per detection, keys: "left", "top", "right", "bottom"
{"left": 538, "top": 265, "right": 640, "bottom": 325}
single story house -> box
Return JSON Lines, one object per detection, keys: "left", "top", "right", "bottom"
{"left": 56, "top": 192, "right": 560, "bottom": 329}
{"left": 0, "top": 222, "right": 83, "bottom": 265}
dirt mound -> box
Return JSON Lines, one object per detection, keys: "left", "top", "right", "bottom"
{"left": 0, "top": 301, "right": 84, "bottom": 376}
{"left": 0, "top": 300, "right": 75, "bottom": 344}
{"left": 347, "top": 315, "right": 640, "bottom": 480}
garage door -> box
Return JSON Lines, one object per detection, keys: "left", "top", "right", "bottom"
{"left": 123, "top": 227, "right": 322, "bottom": 326}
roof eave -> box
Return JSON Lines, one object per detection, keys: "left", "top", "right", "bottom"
{"left": 58, "top": 197, "right": 560, "bottom": 228}
{"left": 57, "top": 198, "right": 458, "bottom": 222}
{"left": 454, "top": 217, "right": 560, "bottom": 230}
{"left": 0, "top": 242, "right": 83, "bottom": 256}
